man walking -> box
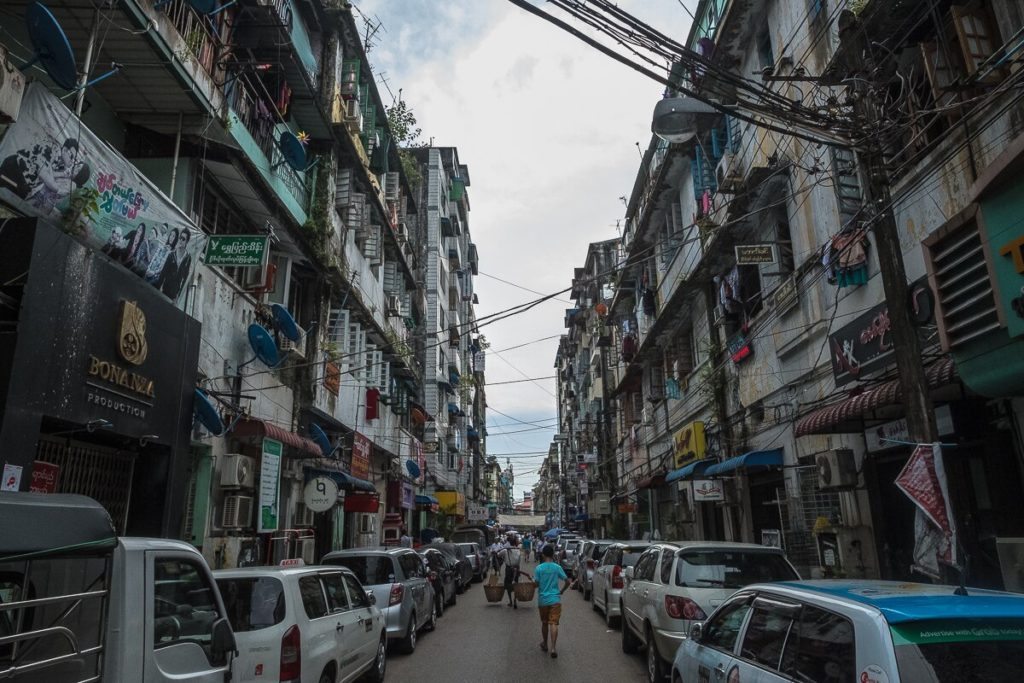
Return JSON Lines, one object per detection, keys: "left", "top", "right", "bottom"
{"left": 522, "top": 534, "right": 532, "bottom": 563}
{"left": 534, "top": 544, "right": 575, "bottom": 658}
{"left": 499, "top": 537, "right": 524, "bottom": 608}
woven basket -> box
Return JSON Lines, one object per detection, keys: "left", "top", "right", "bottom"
{"left": 513, "top": 582, "right": 536, "bottom": 602}
{"left": 483, "top": 584, "right": 505, "bottom": 603}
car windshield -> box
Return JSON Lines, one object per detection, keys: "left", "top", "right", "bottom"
{"left": 675, "top": 550, "right": 798, "bottom": 588}
{"left": 323, "top": 556, "right": 394, "bottom": 586}
{"left": 594, "top": 544, "right": 613, "bottom": 560}
{"left": 621, "top": 550, "right": 647, "bottom": 567}
{"left": 216, "top": 576, "right": 285, "bottom": 633}
{"left": 892, "top": 618, "right": 1024, "bottom": 682}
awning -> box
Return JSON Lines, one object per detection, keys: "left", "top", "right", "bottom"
{"left": 232, "top": 417, "right": 322, "bottom": 458}
{"left": 666, "top": 458, "right": 715, "bottom": 483}
{"left": 794, "top": 357, "right": 958, "bottom": 437}
{"left": 415, "top": 494, "right": 439, "bottom": 506}
{"left": 705, "top": 449, "right": 784, "bottom": 477}
{"left": 307, "top": 468, "right": 376, "bottom": 493}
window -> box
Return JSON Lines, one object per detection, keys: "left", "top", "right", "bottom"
{"left": 343, "top": 573, "right": 371, "bottom": 609}
{"left": 780, "top": 605, "right": 855, "bottom": 682}
{"left": 153, "top": 558, "right": 221, "bottom": 657}
{"left": 659, "top": 550, "right": 675, "bottom": 584}
{"left": 757, "top": 28, "right": 774, "bottom": 71}
{"left": 321, "top": 572, "right": 350, "bottom": 612}
{"left": 635, "top": 550, "right": 657, "bottom": 581}
{"left": 323, "top": 555, "right": 395, "bottom": 586}
{"left": 676, "top": 550, "right": 799, "bottom": 589}
{"left": 702, "top": 596, "right": 752, "bottom": 653}
{"left": 216, "top": 576, "right": 285, "bottom": 633}
{"left": 399, "top": 553, "right": 424, "bottom": 579}
{"left": 298, "top": 576, "right": 329, "bottom": 619}
{"left": 740, "top": 606, "right": 794, "bottom": 669}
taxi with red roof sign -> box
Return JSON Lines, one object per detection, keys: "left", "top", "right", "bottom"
{"left": 672, "top": 579, "right": 1024, "bottom": 683}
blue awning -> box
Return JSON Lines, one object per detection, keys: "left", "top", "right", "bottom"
{"left": 666, "top": 458, "right": 715, "bottom": 483}
{"left": 704, "top": 448, "right": 784, "bottom": 477}
{"left": 415, "top": 494, "right": 439, "bottom": 506}
{"left": 307, "top": 468, "right": 376, "bottom": 493}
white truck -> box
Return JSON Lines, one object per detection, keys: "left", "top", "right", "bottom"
{"left": 0, "top": 492, "right": 236, "bottom": 682}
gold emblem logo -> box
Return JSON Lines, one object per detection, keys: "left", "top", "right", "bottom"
{"left": 117, "top": 300, "right": 148, "bottom": 366}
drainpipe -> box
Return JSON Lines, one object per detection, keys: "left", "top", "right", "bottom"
{"left": 169, "top": 112, "right": 184, "bottom": 200}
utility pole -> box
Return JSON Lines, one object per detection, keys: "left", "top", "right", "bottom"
{"left": 843, "top": 13, "right": 939, "bottom": 445}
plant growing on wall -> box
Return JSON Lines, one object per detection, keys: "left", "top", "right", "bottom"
{"left": 386, "top": 94, "right": 425, "bottom": 190}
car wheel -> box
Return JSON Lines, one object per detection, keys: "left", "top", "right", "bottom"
{"left": 646, "top": 626, "right": 665, "bottom": 683}
{"left": 605, "top": 594, "right": 620, "bottom": 628}
{"left": 318, "top": 668, "right": 335, "bottom": 683}
{"left": 399, "top": 613, "right": 417, "bottom": 654}
{"left": 425, "top": 601, "right": 438, "bottom": 632}
{"left": 365, "top": 635, "right": 387, "bottom": 682}
{"left": 621, "top": 608, "right": 640, "bottom": 654}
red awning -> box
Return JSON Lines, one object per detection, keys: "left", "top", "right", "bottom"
{"left": 795, "top": 357, "right": 958, "bottom": 437}
{"left": 232, "top": 418, "right": 323, "bottom": 458}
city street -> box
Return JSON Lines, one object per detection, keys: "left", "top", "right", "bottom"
{"left": 389, "top": 562, "right": 646, "bottom": 683}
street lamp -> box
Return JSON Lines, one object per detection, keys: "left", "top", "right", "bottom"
{"left": 651, "top": 96, "right": 719, "bottom": 143}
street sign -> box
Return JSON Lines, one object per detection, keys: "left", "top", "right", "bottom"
{"left": 734, "top": 244, "right": 777, "bottom": 265}
{"left": 203, "top": 234, "right": 269, "bottom": 267}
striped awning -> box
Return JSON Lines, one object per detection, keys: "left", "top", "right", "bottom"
{"left": 795, "top": 357, "right": 958, "bottom": 437}
{"left": 232, "top": 417, "right": 323, "bottom": 458}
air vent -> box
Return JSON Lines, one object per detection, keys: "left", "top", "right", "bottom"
{"left": 927, "top": 212, "right": 1001, "bottom": 350}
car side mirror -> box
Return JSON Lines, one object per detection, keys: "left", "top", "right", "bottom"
{"left": 366, "top": 590, "right": 376, "bottom": 606}
{"left": 624, "top": 566, "right": 634, "bottom": 582}
{"left": 210, "top": 617, "right": 237, "bottom": 661}
{"left": 689, "top": 623, "right": 702, "bottom": 642}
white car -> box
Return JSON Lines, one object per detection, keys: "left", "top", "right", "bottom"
{"left": 215, "top": 564, "right": 387, "bottom": 683}
{"left": 673, "top": 580, "right": 1024, "bottom": 683}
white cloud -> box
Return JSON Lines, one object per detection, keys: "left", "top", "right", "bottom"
{"left": 357, "top": 0, "right": 693, "bottom": 498}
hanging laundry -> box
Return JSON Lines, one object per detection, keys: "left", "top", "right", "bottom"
{"left": 277, "top": 81, "right": 293, "bottom": 118}
{"left": 830, "top": 226, "right": 870, "bottom": 288}
{"left": 622, "top": 333, "right": 638, "bottom": 363}
{"left": 716, "top": 265, "right": 742, "bottom": 314}
{"left": 366, "top": 387, "right": 380, "bottom": 420}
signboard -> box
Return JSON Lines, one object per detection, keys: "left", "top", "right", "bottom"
{"left": 203, "top": 234, "right": 269, "bottom": 267}
{"left": 401, "top": 482, "right": 414, "bottom": 510}
{"left": 673, "top": 421, "right": 706, "bottom": 469}
{"left": 423, "top": 441, "right": 439, "bottom": 454}
{"left": 692, "top": 479, "right": 725, "bottom": 502}
{"left": 436, "top": 491, "right": 466, "bottom": 516}
{"left": 772, "top": 274, "right": 799, "bottom": 314}
{"left": 865, "top": 404, "right": 954, "bottom": 453}
{"left": 29, "top": 461, "right": 60, "bottom": 493}
{"left": 734, "top": 244, "right": 777, "bottom": 265}
{"left": 259, "top": 438, "right": 282, "bottom": 533}
{"left": 830, "top": 278, "right": 934, "bottom": 386}
{"left": 467, "top": 504, "right": 488, "bottom": 521}
{"left": 761, "top": 529, "right": 782, "bottom": 548}
{"left": 728, "top": 333, "right": 753, "bottom": 364}
{"left": 2, "top": 463, "right": 23, "bottom": 491}
{"left": 582, "top": 452, "right": 597, "bottom": 464}
{"left": 580, "top": 479, "right": 589, "bottom": 495}
{"left": 352, "top": 432, "right": 371, "bottom": 481}
{"left": 0, "top": 83, "right": 205, "bottom": 308}
{"left": 303, "top": 476, "right": 338, "bottom": 513}
{"left": 595, "top": 490, "right": 611, "bottom": 516}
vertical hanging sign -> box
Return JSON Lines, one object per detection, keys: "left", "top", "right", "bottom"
{"left": 259, "top": 438, "right": 282, "bottom": 533}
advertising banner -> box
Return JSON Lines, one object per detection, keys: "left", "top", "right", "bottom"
{"left": 0, "top": 83, "right": 206, "bottom": 308}
{"left": 895, "top": 444, "right": 958, "bottom": 578}
{"left": 352, "top": 432, "right": 371, "bottom": 480}
{"left": 259, "top": 438, "right": 283, "bottom": 533}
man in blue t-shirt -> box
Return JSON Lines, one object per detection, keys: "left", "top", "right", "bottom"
{"left": 533, "top": 544, "right": 575, "bottom": 658}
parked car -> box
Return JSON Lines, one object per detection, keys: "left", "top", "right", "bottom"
{"left": 592, "top": 541, "right": 651, "bottom": 628}
{"left": 215, "top": 564, "right": 386, "bottom": 683}
{"left": 452, "top": 525, "right": 493, "bottom": 549}
{"left": 455, "top": 542, "right": 485, "bottom": 581}
{"left": 417, "top": 547, "right": 458, "bottom": 615}
{"left": 321, "top": 547, "right": 436, "bottom": 654}
{"left": 429, "top": 542, "right": 474, "bottom": 592}
{"left": 558, "top": 537, "right": 583, "bottom": 577}
{"left": 0, "top": 493, "right": 237, "bottom": 683}
{"left": 674, "top": 579, "right": 1024, "bottom": 683}
{"left": 620, "top": 541, "right": 799, "bottom": 682}
{"left": 576, "top": 539, "right": 617, "bottom": 600}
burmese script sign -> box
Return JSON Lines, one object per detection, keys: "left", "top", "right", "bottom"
{"left": 203, "top": 235, "right": 269, "bottom": 267}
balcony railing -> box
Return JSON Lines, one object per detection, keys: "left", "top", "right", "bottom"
{"left": 166, "top": 0, "right": 226, "bottom": 83}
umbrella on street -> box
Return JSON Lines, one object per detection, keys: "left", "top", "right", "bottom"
{"left": 544, "top": 528, "right": 564, "bottom": 538}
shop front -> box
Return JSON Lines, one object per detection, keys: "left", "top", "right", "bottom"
{"left": 0, "top": 220, "right": 201, "bottom": 536}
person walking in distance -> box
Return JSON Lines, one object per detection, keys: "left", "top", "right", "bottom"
{"left": 522, "top": 534, "right": 532, "bottom": 563}
{"left": 500, "top": 537, "right": 526, "bottom": 608}
{"left": 534, "top": 544, "right": 575, "bottom": 658}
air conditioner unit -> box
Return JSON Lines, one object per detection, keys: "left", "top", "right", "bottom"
{"left": 715, "top": 153, "right": 744, "bottom": 194}
{"left": 295, "top": 502, "right": 315, "bottom": 527}
{"left": 222, "top": 494, "right": 254, "bottom": 528}
{"left": 385, "top": 172, "right": 400, "bottom": 201}
{"left": 345, "top": 98, "right": 362, "bottom": 132}
{"left": 817, "top": 449, "right": 858, "bottom": 490}
{"left": 298, "top": 537, "right": 316, "bottom": 564}
{"left": 221, "top": 454, "right": 256, "bottom": 488}
{"left": 279, "top": 332, "right": 306, "bottom": 360}
{"left": 386, "top": 295, "right": 401, "bottom": 316}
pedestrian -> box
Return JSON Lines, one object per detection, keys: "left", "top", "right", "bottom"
{"left": 489, "top": 538, "right": 503, "bottom": 577}
{"left": 522, "top": 534, "right": 532, "bottom": 563}
{"left": 399, "top": 526, "right": 412, "bottom": 548}
{"left": 533, "top": 544, "right": 575, "bottom": 659}
{"left": 499, "top": 537, "right": 525, "bottom": 608}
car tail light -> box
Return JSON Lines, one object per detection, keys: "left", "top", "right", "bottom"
{"left": 389, "top": 583, "right": 404, "bottom": 606}
{"left": 612, "top": 565, "right": 624, "bottom": 589}
{"left": 279, "top": 624, "right": 301, "bottom": 682}
{"left": 665, "top": 595, "right": 707, "bottom": 621}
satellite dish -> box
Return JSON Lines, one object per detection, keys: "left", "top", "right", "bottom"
{"left": 22, "top": 3, "right": 77, "bottom": 91}
{"left": 188, "top": 0, "right": 218, "bottom": 13}
{"left": 406, "top": 459, "right": 421, "bottom": 478}
{"left": 278, "top": 131, "right": 308, "bottom": 172}
{"left": 247, "top": 323, "right": 280, "bottom": 367}
{"left": 309, "top": 423, "right": 333, "bottom": 458}
{"left": 651, "top": 96, "right": 720, "bottom": 144}
{"left": 272, "top": 303, "right": 301, "bottom": 342}
{"left": 193, "top": 389, "right": 225, "bottom": 436}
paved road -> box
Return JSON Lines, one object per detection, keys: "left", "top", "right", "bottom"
{"left": 387, "top": 560, "right": 647, "bottom": 683}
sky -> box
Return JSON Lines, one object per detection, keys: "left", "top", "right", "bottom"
{"left": 357, "top": 0, "right": 695, "bottom": 502}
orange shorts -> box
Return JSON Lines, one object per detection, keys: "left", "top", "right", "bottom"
{"left": 538, "top": 603, "right": 562, "bottom": 625}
